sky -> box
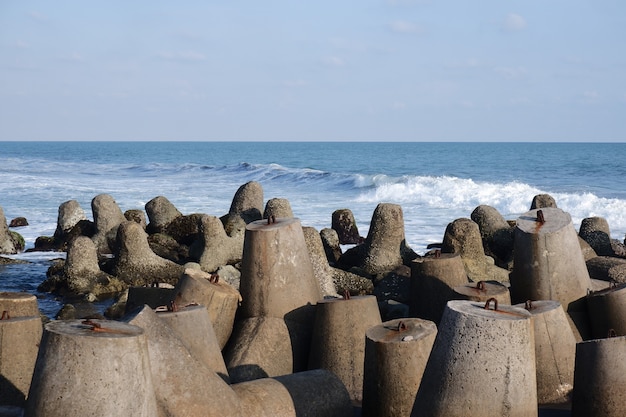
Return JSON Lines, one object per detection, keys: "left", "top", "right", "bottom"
{"left": 1, "top": 1, "right": 625, "bottom": 142}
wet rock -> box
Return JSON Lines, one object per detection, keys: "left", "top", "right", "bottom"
{"left": 579, "top": 216, "right": 614, "bottom": 256}
{"left": 332, "top": 208, "right": 363, "bottom": 244}
{"left": 9, "top": 217, "right": 28, "bottom": 227}
{"left": 530, "top": 193, "right": 558, "bottom": 209}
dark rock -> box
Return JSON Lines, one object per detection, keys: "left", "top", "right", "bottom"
{"left": 9, "top": 217, "right": 28, "bottom": 227}
{"left": 579, "top": 217, "right": 614, "bottom": 256}
{"left": 332, "top": 209, "right": 363, "bottom": 244}
{"left": 530, "top": 194, "right": 558, "bottom": 209}
{"left": 148, "top": 233, "right": 190, "bottom": 264}
{"left": 586, "top": 256, "right": 626, "bottom": 282}
{"left": 124, "top": 209, "right": 147, "bottom": 229}
{"left": 163, "top": 213, "right": 204, "bottom": 246}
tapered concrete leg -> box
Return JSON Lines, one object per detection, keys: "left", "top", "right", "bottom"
{"left": 515, "top": 300, "right": 575, "bottom": 405}
{"left": 0, "top": 317, "right": 42, "bottom": 407}
{"left": 308, "top": 295, "right": 382, "bottom": 403}
{"left": 124, "top": 306, "right": 241, "bottom": 417}
{"left": 362, "top": 318, "right": 437, "bottom": 417}
{"left": 410, "top": 253, "right": 468, "bottom": 324}
{"left": 24, "top": 319, "right": 157, "bottom": 417}
{"left": 412, "top": 300, "right": 537, "bottom": 417}
{"left": 239, "top": 217, "right": 321, "bottom": 320}
{"left": 233, "top": 369, "right": 352, "bottom": 417}
{"left": 156, "top": 304, "right": 229, "bottom": 383}
{"left": 510, "top": 208, "right": 591, "bottom": 310}
{"left": 586, "top": 283, "right": 626, "bottom": 339}
{"left": 0, "top": 293, "right": 39, "bottom": 318}
{"left": 453, "top": 280, "right": 511, "bottom": 304}
{"left": 572, "top": 335, "right": 626, "bottom": 417}
{"left": 172, "top": 268, "right": 241, "bottom": 349}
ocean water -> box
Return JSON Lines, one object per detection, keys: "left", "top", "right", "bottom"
{"left": 1, "top": 141, "right": 625, "bottom": 317}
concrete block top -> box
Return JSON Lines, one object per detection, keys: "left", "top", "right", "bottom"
{"left": 246, "top": 216, "right": 299, "bottom": 231}
{"left": 45, "top": 319, "right": 144, "bottom": 339}
{"left": 516, "top": 207, "right": 571, "bottom": 234}
{"left": 447, "top": 299, "right": 531, "bottom": 321}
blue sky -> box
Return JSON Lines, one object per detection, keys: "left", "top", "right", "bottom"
{"left": 1, "top": 1, "right": 625, "bottom": 142}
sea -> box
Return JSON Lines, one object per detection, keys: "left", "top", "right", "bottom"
{"left": 1, "top": 141, "right": 625, "bottom": 318}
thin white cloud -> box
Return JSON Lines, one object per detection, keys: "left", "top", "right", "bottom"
{"left": 502, "top": 13, "right": 527, "bottom": 32}
{"left": 389, "top": 20, "right": 423, "bottom": 35}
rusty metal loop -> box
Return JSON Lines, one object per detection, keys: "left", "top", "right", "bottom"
{"left": 536, "top": 210, "right": 545, "bottom": 224}
{"left": 524, "top": 300, "right": 533, "bottom": 311}
{"left": 209, "top": 273, "right": 220, "bottom": 284}
{"left": 435, "top": 249, "right": 441, "bottom": 259}
{"left": 608, "top": 328, "right": 618, "bottom": 338}
{"left": 168, "top": 300, "right": 179, "bottom": 312}
{"left": 0, "top": 310, "right": 10, "bottom": 320}
{"left": 342, "top": 289, "right": 351, "bottom": 300}
{"left": 267, "top": 214, "right": 276, "bottom": 225}
{"left": 484, "top": 297, "right": 498, "bottom": 311}
{"left": 151, "top": 281, "right": 159, "bottom": 288}
{"left": 475, "top": 281, "right": 486, "bottom": 291}
{"left": 397, "top": 321, "right": 407, "bottom": 331}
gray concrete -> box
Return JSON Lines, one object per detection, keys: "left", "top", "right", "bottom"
{"left": 239, "top": 217, "right": 321, "bottom": 320}
{"left": 362, "top": 318, "right": 437, "bottom": 417}
{"left": 515, "top": 300, "right": 575, "bottom": 405}
{"left": 572, "top": 335, "right": 626, "bottom": 417}
{"left": 510, "top": 208, "right": 591, "bottom": 312}
{"left": 309, "top": 295, "right": 382, "bottom": 403}
{"left": 0, "top": 293, "right": 39, "bottom": 318}
{"left": 156, "top": 304, "right": 229, "bottom": 383}
{"left": 453, "top": 280, "right": 511, "bottom": 304}
{"left": 173, "top": 268, "right": 241, "bottom": 349}
{"left": 0, "top": 316, "right": 42, "bottom": 407}
{"left": 410, "top": 253, "right": 468, "bottom": 324}
{"left": 412, "top": 300, "right": 537, "bottom": 417}
{"left": 24, "top": 319, "right": 157, "bottom": 417}
{"left": 586, "top": 283, "right": 626, "bottom": 339}
{"left": 124, "top": 306, "right": 241, "bottom": 417}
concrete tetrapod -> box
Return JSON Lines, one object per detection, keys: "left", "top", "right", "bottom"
{"left": 225, "top": 316, "right": 314, "bottom": 383}
{"left": 233, "top": 369, "right": 352, "bottom": 417}
{"left": 586, "top": 282, "right": 626, "bottom": 339}
{"left": 156, "top": 304, "right": 230, "bottom": 383}
{"left": 238, "top": 217, "right": 321, "bottom": 321}
{"left": 410, "top": 253, "right": 469, "bottom": 325}
{"left": 172, "top": 268, "right": 241, "bottom": 349}
{"left": 412, "top": 300, "right": 537, "bottom": 417}
{"left": 453, "top": 280, "right": 511, "bottom": 304}
{"left": 509, "top": 208, "right": 592, "bottom": 338}
{"left": 124, "top": 306, "right": 242, "bottom": 417}
{"left": 362, "top": 318, "right": 437, "bottom": 417}
{"left": 514, "top": 300, "right": 575, "bottom": 405}
{"left": 308, "top": 295, "right": 382, "bottom": 403}
{"left": 0, "top": 293, "right": 39, "bottom": 318}
{"left": 24, "top": 319, "right": 157, "bottom": 417}
{"left": 0, "top": 316, "right": 42, "bottom": 407}
{"left": 572, "top": 335, "right": 626, "bottom": 417}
